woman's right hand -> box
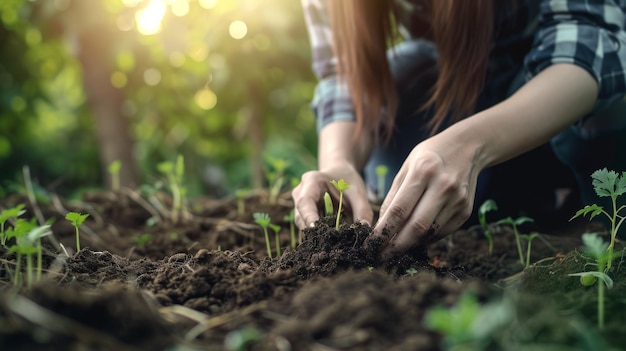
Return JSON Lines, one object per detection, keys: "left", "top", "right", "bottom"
{"left": 292, "top": 165, "right": 373, "bottom": 230}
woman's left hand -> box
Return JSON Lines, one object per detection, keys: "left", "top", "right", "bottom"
{"left": 372, "top": 133, "right": 481, "bottom": 259}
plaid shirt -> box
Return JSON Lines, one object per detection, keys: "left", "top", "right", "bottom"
{"left": 302, "top": 0, "right": 626, "bottom": 132}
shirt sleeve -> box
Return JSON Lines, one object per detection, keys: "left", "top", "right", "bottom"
{"left": 301, "top": 0, "right": 356, "bottom": 132}
{"left": 523, "top": 0, "right": 626, "bottom": 113}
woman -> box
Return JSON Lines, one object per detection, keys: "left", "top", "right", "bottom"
{"left": 292, "top": 0, "right": 626, "bottom": 259}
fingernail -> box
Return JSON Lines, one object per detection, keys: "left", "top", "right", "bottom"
{"left": 309, "top": 222, "right": 315, "bottom": 228}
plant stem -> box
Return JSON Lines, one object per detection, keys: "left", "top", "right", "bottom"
{"left": 525, "top": 240, "right": 532, "bottom": 268}
{"left": 263, "top": 228, "right": 272, "bottom": 259}
{"left": 26, "top": 254, "right": 33, "bottom": 288}
{"left": 513, "top": 225, "right": 525, "bottom": 265}
{"left": 75, "top": 227, "right": 81, "bottom": 252}
{"left": 607, "top": 195, "right": 618, "bottom": 269}
{"left": 13, "top": 253, "right": 21, "bottom": 286}
{"left": 275, "top": 231, "right": 281, "bottom": 257}
{"left": 289, "top": 220, "right": 296, "bottom": 249}
{"left": 335, "top": 192, "right": 344, "bottom": 231}
{"left": 37, "top": 239, "right": 42, "bottom": 281}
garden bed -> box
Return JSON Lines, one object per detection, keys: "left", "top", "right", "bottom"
{"left": 0, "top": 188, "right": 624, "bottom": 351}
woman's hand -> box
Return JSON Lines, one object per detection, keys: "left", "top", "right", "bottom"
{"left": 373, "top": 133, "right": 481, "bottom": 259}
{"left": 292, "top": 165, "right": 373, "bottom": 230}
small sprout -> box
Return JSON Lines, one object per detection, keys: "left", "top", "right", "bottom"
{"left": 157, "top": 155, "right": 187, "bottom": 223}
{"left": 323, "top": 191, "right": 334, "bottom": 217}
{"left": 570, "top": 168, "right": 626, "bottom": 269}
{"left": 108, "top": 160, "right": 122, "bottom": 192}
{"left": 329, "top": 179, "right": 352, "bottom": 230}
{"left": 264, "top": 154, "right": 290, "bottom": 205}
{"left": 224, "top": 326, "right": 262, "bottom": 351}
{"left": 406, "top": 267, "right": 418, "bottom": 276}
{"left": 0, "top": 204, "right": 26, "bottom": 246}
{"left": 568, "top": 233, "right": 614, "bottom": 330}
{"left": 519, "top": 232, "right": 539, "bottom": 268}
{"left": 132, "top": 233, "right": 153, "bottom": 248}
{"left": 66, "top": 212, "right": 89, "bottom": 252}
{"left": 253, "top": 212, "right": 273, "bottom": 258}
{"left": 235, "top": 189, "right": 250, "bottom": 216}
{"left": 375, "top": 165, "right": 388, "bottom": 202}
{"left": 270, "top": 223, "right": 281, "bottom": 257}
{"left": 496, "top": 216, "right": 534, "bottom": 266}
{"left": 478, "top": 199, "right": 498, "bottom": 255}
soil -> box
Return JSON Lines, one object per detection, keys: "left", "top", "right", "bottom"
{"left": 0, "top": 188, "right": 624, "bottom": 351}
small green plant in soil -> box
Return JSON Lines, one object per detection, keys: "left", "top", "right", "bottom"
{"left": 269, "top": 223, "right": 281, "bottom": 257}
{"left": 65, "top": 212, "right": 89, "bottom": 252}
{"left": 329, "top": 179, "right": 351, "bottom": 230}
{"left": 519, "top": 232, "right": 540, "bottom": 268}
{"left": 235, "top": 189, "right": 250, "bottom": 216}
{"left": 568, "top": 233, "right": 614, "bottom": 330}
{"left": 157, "top": 154, "right": 187, "bottom": 224}
{"left": 108, "top": 160, "right": 122, "bottom": 192}
{"left": 478, "top": 199, "right": 498, "bottom": 255}
{"left": 264, "top": 154, "right": 289, "bottom": 205}
{"left": 253, "top": 212, "right": 273, "bottom": 258}
{"left": 496, "top": 216, "right": 534, "bottom": 266}
{"left": 0, "top": 203, "right": 26, "bottom": 246}
{"left": 570, "top": 168, "right": 626, "bottom": 270}
{"left": 7, "top": 221, "right": 51, "bottom": 288}
{"left": 323, "top": 191, "right": 333, "bottom": 216}
{"left": 283, "top": 209, "right": 297, "bottom": 249}
{"left": 375, "top": 165, "right": 388, "bottom": 202}
{"left": 132, "top": 233, "right": 153, "bottom": 248}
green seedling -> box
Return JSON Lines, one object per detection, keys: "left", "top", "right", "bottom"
{"left": 132, "top": 233, "right": 153, "bottom": 248}
{"left": 283, "top": 209, "right": 297, "bottom": 249}
{"left": 329, "top": 179, "right": 352, "bottom": 230}
{"left": 424, "top": 292, "right": 514, "bottom": 349}
{"left": 264, "top": 154, "right": 290, "bottom": 205}
{"left": 157, "top": 154, "right": 187, "bottom": 223}
{"left": 66, "top": 212, "right": 89, "bottom": 252}
{"left": 0, "top": 204, "right": 26, "bottom": 246}
{"left": 323, "top": 191, "right": 334, "bottom": 217}
{"left": 270, "top": 223, "right": 281, "bottom": 257}
{"left": 570, "top": 168, "right": 626, "bottom": 270}
{"left": 568, "top": 233, "right": 613, "bottom": 330}
{"left": 108, "top": 160, "right": 122, "bottom": 192}
{"left": 519, "top": 232, "right": 539, "bottom": 268}
{"left": 405, "top": 267, "right": 418, "bottom": 276}
{"left": 8, "top": 222, "right": 51, "bottom": 287}
{"left": 478, "top": 199, "right": 498, "bottom": 255}
{"left": 496, "top": 216, "right": 534, "bottom": 266}
{"left": 224, "top": 326, "right": 262, "bottom": 351}
{"left": 235, "top": 189, "right": 250, "bottom": 216}
{"left": 253, "top": 212, "right": 273, "bottom": 258}
{"left": 375, "top": 165, "right": 388, "bottom": 202}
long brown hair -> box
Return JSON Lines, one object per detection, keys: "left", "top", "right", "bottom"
{"left": 329, "top": 0, "right": 494, "bottom": 141}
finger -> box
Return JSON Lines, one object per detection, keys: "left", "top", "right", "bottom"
{"left": 374, "top": 171, "right": 427, "bottom": 239}
{"left": 294, "top": 209, "right": 306, "bottom": 230}
{"left": 381, "top": 187, "right": 445, "bottom": 258}
{"left": 295, "top": 193, "right": 321, "bottom": 228}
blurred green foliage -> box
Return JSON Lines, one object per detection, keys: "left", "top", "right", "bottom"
{"left": 0, "top": 0, "right": 318, "bottom": 197}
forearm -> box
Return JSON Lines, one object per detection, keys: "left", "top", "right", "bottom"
{"left": 318, "top": 121, "right": 374, "bottom": 171}
{"left": 447, "top": 63, "right": 599, "bottom": 170}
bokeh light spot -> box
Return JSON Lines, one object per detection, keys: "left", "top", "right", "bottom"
{"left": 199, "top": 0, "right": 217, "bottom": 10}
{"left": 135, "top": 0, "right": 166, "bottom": 35}
{"left": 25, "top": 28, "right": 42, "bottom": 46}
{"left": 11, "top": 96, "right": 26, "bottom": 112}
{"left": 116, "top": 51, "right": 136, "bottom": 72}
{"left": 171, "top": 0, "right": 189, "bottom": 16}
{"left": 229, "top": 21, "right": 248, "bottom": 40}
{"left": 195, "top": 89, "right": 217, "bottom": 110}
{"left": 169, "top": 51, "right": 186, "bottom": 67}
{"left": 0, "top": 137, "right": 11, "bottom": 158}
{"left": 144, "top": 68, "right": 162, "bottom": 86}
{"left": 189, "top": 45, "right": 209, "bottom": 62}
{"left": 117, "top": 14, "right": 135, "bottom": 31}
{"left": 111, "top": 71, "right": 128, "bottom": 88}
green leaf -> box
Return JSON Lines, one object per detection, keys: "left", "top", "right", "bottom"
{"left": 330, "top": 179, "right": 352, "bottom": 192}
{"left": 375, "top": 165, "right": 388, "bottom": 177}
{"left": 570, "top": 204, "right": 604, "bottom": 221}
{"left": 568, "top": 271, "right": 613, "bottom": 289}
{"left": 65, "top": 212, "right": 89, "bottom": 227}
{"left": 591, "top": 168, "right": 619, "bottom": 197}
{"left": 253, "top": 212, "right": 270, "bottom": 227}
{"left": 581, "top": 232, "right": 610, "bottom": 259}
{"left": 269, "top": 223, "right": 281, "bottom": 233}
{"left": 108, "top": 160, "right": 121, "bottom": 174}
{"left": 478, "top": 199, "right": 497, "bottom": 216}
{"left": 25, "top": 225, "right": 52, "bottom": 244}
{"left": 0, "top": 204, "right": 26, "bottom": 224}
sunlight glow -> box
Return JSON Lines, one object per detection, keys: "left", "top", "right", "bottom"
{"left": 199, "top": 0, "right": 217, "bottom": 10}
{"left": 195, "top": 89, "right": 217, "bottom": 110}
{"left": 144, "top": 68, "right": 162, "bottom": 86}
{"left": 135, "top": 0, "right": 167, "bottom": 35}
{"left": 170, "top": 0, "right": 190, "bottom": 17}
{"left": 229, "top": 21, "right": 248, "bottom": 40}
